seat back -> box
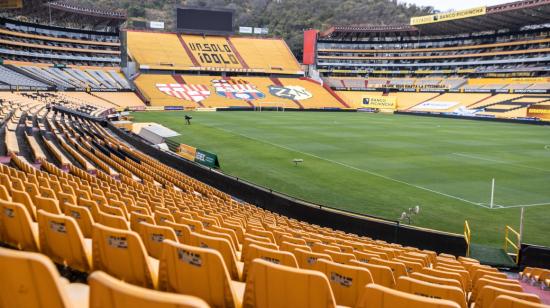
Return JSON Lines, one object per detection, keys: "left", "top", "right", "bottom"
{"left": 349, "top": 259, "right": 397, "bottom": 288}
{"left": 0, "top": 199, "right": 38, "bottom": 251}
{"left": 421, "top": 267, "right": 465, "bottom": 291}
{"left": 137, "top": 222, "right": 178, "bottom": 259}
{"left": 472, "top": 277, "right": 522, "bottom": 302}
{"left": 356, "top": 283, "right": 461, "bottom": 308}
{"left": 243, "top": 244, "right": 298, "bottom": 280}
{"left": 37, "top": 210, "right": 91, "bottom": 272}
{"left": 243, "top": 258, "right": 337, "bottom": 308}
{"left": 311, "top": 258, "right": 373, "bottom": 307}
{"left": 92, "top": 223, "right": 156, "bottom": 288}
{"left": 10, "top": 189, "right": 37, "bottom": 221}
{"left": 63, "top": 203, "right": 94, "bottom": 238}
{"left": 97, "top": 211, "right": 129, "bottom": 230}
{"left": 475, "top": 286, "right": 541, "bottom": 308}
{"left": 159, "top": 220, "right": 193, "bottom": 244}
{"left": 159, "top": 240, "right": 240, "bottom": 308}
{"left": 89, "top": 271, "right": 208, "bottom": 308}
{"left": 293, "top": 248, "right": 332, "bottom": 269}
{"left": 396, "top": 276, "right": 466, "bottom": 308}
{"left": 189, "top": 231, "right": 240, "bottom": 281}
{"left": 34, "top": 196, "right": 62, "bottom": 215}
{"left": 490, "top": 295, "right": 549, "bottom": 308}
{"left": 0, "top": 247, "right": 75, "bottom": 308}
{"left": 410, "top": 271, "right": 463, "bottom": 290}
{"left": 370, "top": 257, "right": 408, "bottom": 278}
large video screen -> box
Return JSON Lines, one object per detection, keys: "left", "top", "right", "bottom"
{"left": 176, "top": 8, "right": 233, "bottom": 33}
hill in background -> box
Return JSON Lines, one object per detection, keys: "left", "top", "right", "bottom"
{"left": 72, "top": 0, "right": 433, "bottom": 58}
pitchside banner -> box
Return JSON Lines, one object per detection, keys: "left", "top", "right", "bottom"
{"left": 194, "top": 149, "right": 220, "bottom": 168}
{"left": 362, "top": 96, "right": 396, "bottom": 110}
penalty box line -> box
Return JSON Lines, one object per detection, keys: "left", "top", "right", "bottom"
{"left": 205, "top": 124, "right": 490, "bottom": 209}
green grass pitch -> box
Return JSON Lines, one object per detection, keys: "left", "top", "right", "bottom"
{"left": 132, "top": 111, "right": 550, "bottom": 247}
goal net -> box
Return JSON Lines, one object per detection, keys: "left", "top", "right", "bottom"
{"left": 254, "top": 102, "right": 285, "bottom": 112}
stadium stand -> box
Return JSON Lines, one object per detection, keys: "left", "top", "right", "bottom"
{"left": 126, "top": 31, "right": 303, "bottom": 74}
{"left": 306, "top": 1, "right": 550, "bottom": 120}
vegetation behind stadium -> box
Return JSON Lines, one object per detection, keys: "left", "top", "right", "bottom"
{"left": 72, "top": 0, "right": 433, "bottom": 57}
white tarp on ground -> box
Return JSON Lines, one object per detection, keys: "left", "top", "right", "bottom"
{"left": 411, "top": 101, "right": 459, "bottom": 111}
{"left": 136, "top": 123, "right": 180, "bottom": 145}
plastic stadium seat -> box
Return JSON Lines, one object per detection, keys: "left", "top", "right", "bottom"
{"left": 279, "top": 241, "right": 311, "bottom": 253}
{"left": 370, "top": 257, "right": 409, "bottom": 278}
{"left": 97, "top": 211, "right": 130, "bottom": 230}
{"left": 396, "top": 276, "right": 467, "bottom": 308}
{"left": 355, "top": 283, "right": 461, "bottom": 308}
{"left": 472, "top": 270, "right": 508, "bottom": 287}
{"left": 349, "top": 259, "right": 396, "bottom": 288}
{"left": 436, "top": 265, "right": 471, "bottom": 290}
{"left": 471, "top": 277, "right": 522, "bottom": 302}
{"left": 10, "top": 189, "right": 37, "bottom": 221}
{"left": 322, "top": 249, "right": 357, "bottom": 264}
{"left": 189, "top": 231, "right": 243, "bottom": 281}
{"left": 490, "top": 295, "right": 550, "bottom": 308}
{"left": 34, "top": 196, "right": 62, "bottom": 215}
{"left": 311, "top": 258, "right": 374, "bottom": 307}
{"left": 159, "top": 240, "right": 245, "bottom": 308}
{"left": 242, "top": 244, "right": 298, "bottom": 281}
{"left": 474, "top": 286, "right": 541, "bottom": 308}
{"left": 410, "top": 271, "right": 463, "bottom": 290}
{"left": 92, "top": 223, "right": 158, "bottom": 289}
{"left": 159, "top": 220, "right": 193, "bottom": 244}
{"left": 293, "top": 248, "right": 332, "bottom": 269}
{"left": 0, "top": 247, "right": 89, "bottom": 308}
{"left": 0, "top": 199, "right": 39, "bottom": 251}
{"left": 37, "top": 210, "right": 92, "bottom": 272}
{"left": 421, "top": 267, "right": 465, "bottom": 291}
{"left": 89, "top": 271, "right": 208, "bottom": 308}
{"left": 64, "top": 203, "right": 94, "bottom": 238}
{"left": 137, "top": 221, "right": 178, "bottom": 259}
{"left": 241, "top": 236, "right": 278, "bottom": 262}
{"left": 243, "top": 258, "right": 337, "bottom": 308}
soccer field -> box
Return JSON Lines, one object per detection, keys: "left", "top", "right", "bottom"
{"left": 132, "top": 111, "right": 550, "bottom": 247}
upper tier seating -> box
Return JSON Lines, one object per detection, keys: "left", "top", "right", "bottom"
{"left": 0, "top": 65, "right": 48, "bottom": 87}
{"left": 126, "top": 31, "right": 303, "bottom": 74}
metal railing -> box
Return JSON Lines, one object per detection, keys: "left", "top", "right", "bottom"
{"left": 504, "top": 225, "right": 521, "bottom": 264}
{"left": 464, "top": 220, "right": 471, "bottom": 257}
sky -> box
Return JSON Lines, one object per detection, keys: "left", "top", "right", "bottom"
{"left": 403, "top": 0, "right": 512, "bottom": 11}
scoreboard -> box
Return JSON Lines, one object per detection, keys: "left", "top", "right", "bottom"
{"left": 176, "top": 7, "right": 233, "bottom": 34}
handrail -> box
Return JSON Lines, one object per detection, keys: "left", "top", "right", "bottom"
{"left": 504, "top": 225, "right": 521, "bottom": 264}
{"left": 464, "top": 220, "right": 471, "bottom": 257}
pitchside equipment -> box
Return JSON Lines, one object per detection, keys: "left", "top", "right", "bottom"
{"left": 255, "top": 102, "right": 285, "bottom": 112}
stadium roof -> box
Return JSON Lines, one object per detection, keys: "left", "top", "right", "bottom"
{"left": 321, "top": 0, "right": 550, "bottom": 37}
{"left": 1, "top": 0, "right": 126, "bottom": 30}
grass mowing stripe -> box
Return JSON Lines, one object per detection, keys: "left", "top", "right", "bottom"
{"left": 203, "top": 123, "right": 488, "bottom": 208}
{"left": 452, "top": 152, "right": 550, "bottom": 173}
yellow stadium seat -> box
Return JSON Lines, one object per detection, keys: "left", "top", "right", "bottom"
{"left": 63, "top": 203, "right": 94, "bottom": 238}
{"left": 242, "top": 243, "right": 298, "bottom": 281}
{"left": 471, "top": 277, "right": 522, "bottom": 302}
{"left": 490, "top": 295, "right": 550, "bottom": 308}
{"left": 311, "top": 258, "right": 373, "bottom": 307}
{"left": 322, "top": 249, "right": 357, "bottom": 264}
{"left": 137, "top": 221, "right": 178, "bottom": 259}
{"left": 0, "top": 199, "right": 39, "bottom": 251}
{"left": 370, "top": 257, "right": 409, "bottom": 278}
{"left": 34, "top": 196, "right": 62, "bottom": 214}
{"left": 243, "top": 258, "right": 337, "bottom": 308}
{"left": 293, "top": 248, "right": 332, "bottom": 269}
{"left": 421, "top": 267, "right": 465, "bottom": 291}
{"left": 89, "top": 270, "right": 209, "bottom": 308}
{"left": 159, "top": 220, "right": 193, "bottom": 244}
{"left": 10, "top": 189, "right": 37, "bottom": 221}
{"left": 474, "top": 286, "right": 541, "bottom": 308}
{"left": 355, "top": 283, "right": 461, "bottom": 308}
{"left": 279, "top": 241, "right": 310, "bottom": 253}
{"left": 348, "top": 259, "right": 396, "bottom": 288}
{"left": 396, "top": 276, "right": 467, "bottom": 308}
{"left": 37, "top": 210, "right": 92, "bottom": 272}
{"left": 410, "top": 271, "right": 463, "bottom": 290}
{"left": 0, "top": 247, "right": 89, "bottom": 308}
{"left": 92, "top": 223, "right": 158, "bottom": 289}
{"left": 189, "top": 231, "right": 243, "bottom": 281}
{"left": 97, "top": 211, "right": 129, "bottom": 230}
{"left": 472, "top": 270, "right": 508, "bottom": 287}
{"left": 158, "top": 240, "right": 244, "bottom": 308}
{"left": 241, "top": 236, "right": 278, "bottom": 262}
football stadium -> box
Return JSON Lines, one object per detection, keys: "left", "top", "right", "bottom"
{"left": 0, "top": 0, "right": 549, "bottom": 307}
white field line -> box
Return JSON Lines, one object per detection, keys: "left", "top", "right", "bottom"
{"left": 452, "top": 152, "right": 550, "bottom": 173}
{"left": 204, "top": 124, "right": 491, "bottom": 209}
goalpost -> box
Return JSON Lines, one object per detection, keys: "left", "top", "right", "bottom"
{"left": 254, "top": 102, "right": 285, "bottom": 112}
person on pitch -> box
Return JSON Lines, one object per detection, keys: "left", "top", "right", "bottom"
{"left": 185, "top": 114, "right": 192, "bottom": 125}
